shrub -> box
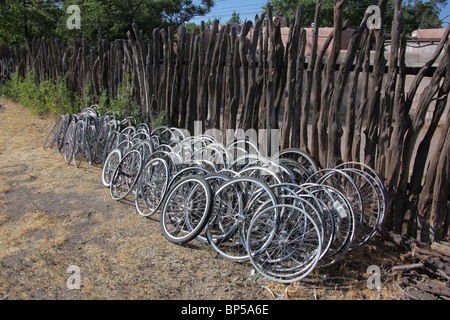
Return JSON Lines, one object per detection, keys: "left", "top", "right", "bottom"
{"left": 1, "top": 69, "right": 167, "bottom": 128}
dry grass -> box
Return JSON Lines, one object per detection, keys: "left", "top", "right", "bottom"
{"left": 0, "top": 97, "right": 404, "bottom": 300}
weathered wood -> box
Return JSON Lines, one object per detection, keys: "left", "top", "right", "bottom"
{"left": 392, "top": 263, "right": 424, "bottom": 272}
{"left": 423, "top": 257, "right": 450, "bottom": 276}
{"left": 327, "top": 10, "right": 368, "bottom": 168}
{"left": 364, "top": 0, "right": 388, "bottom": 169}
{"left": 417, "top": 109, "right": 450, "bottom": 242}
{"left": 403, "top": 44, "right": 450, "bottom": 236}
{"left": 240, "top": 13, "right": 265, "bottom": 131}
{"left": 205, "top": 24, "right": 226, "bottom": 130}
{"left": 431, "top": 242, "right": 450, "bottom": 257}
{"left": 395, "top": 53, "right": 447, "bottom": 234}
{"left": 343, "top": 29, "right": 369, "bottom": 163}
{"left": 223, "top": 26, "right": 238, "bottom": 142}
{"left": 199, "top": 20, "right": 220, "bottom": 131}
{"left": 428, "top": 112, "right": 450, "bottom": 243}
{"left": 265, "top": 6, "right": 285, "bottom": 141}
{"left": 291, "top": 28, "right": 306, "bottom": 150}
{"left": 377, "top": 0, "right": 403, "bottom": 176}
{"left": 415, "top": 280, "right": 450, "bottom": 297}
{"left": 229, "top": 29, "right": 241, "bottom": 134}
{"left": 320, "top": 0, "right": 348, "bottom": 168}
{"left": 213, "top": 24, "right": 229, "bottom": 131}
{"left": 394, "top": 240, "right": 450, "bottom": 300}
{"left": 258, "top": 16, "right": 269, "bottom": 132}
{"left": 404, "top": 24, "right": 450, "bottom": 115}
{"left": 158, "top": 29, "right": 168, "bottom": 117}
{"left": 254, "top": 19, "right": 268, "bottom": 132}
{"left": 385, "top": 33, "right": 407, "bottom": 213}
{"left": 128, "top": 23, "right": 148, "bottom": 119}
{"left": 407, "top": 288, "right": 439, "bottom": 300}
{"left": 281, "top": 5, "right": 303, "bottom": 150}
{"left": 310, "top": 20, "right": 346, "bottom": 165}
{"left": 152, "top": 28, "right": 162, "bottom": 114}
{"left": 351, "top": 29, "right": 372, "bottom": 163}
{"left": 145, "top": 38, "right": 154, "bottom": 122}
{"left": 170, "top": 26, "right": 186, "bottom": 127}
{"left": 411, "top": 244, "right": 450, "bottom": 263}
{"left": 301, "top": 0, "right": 321, "bottom": 154}
{"left": 238, "top": 20, "right": 252, "bottom": 108}
{"left": 165, "top": 27, "right": 175, "bottom": 125}
{"left": 183, "top": 29, "right": 199, "bottom": 132}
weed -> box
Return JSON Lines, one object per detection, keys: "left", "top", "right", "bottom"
{"left": 0, "top": 69, "right": 167, "bottom": 128}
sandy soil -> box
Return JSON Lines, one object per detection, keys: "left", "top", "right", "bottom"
{"left": 0, "top": 97, "right": 404, "bottom": 300}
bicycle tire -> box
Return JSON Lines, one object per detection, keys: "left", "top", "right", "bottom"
{"left": 110, "top": 150, "right": 143, "bottom": 200}
{"left": 135, "top": 158, "right": 170, "bottom": 217}
{"left": 160, "top": 175, "right": 213, "bottom": 244}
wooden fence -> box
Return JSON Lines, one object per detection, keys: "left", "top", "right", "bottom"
{"left": 2, "top": 0, "right": 449, "bottom": 243}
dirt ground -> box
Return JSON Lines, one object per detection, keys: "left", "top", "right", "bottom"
{"left": 0, "top": 97, "right": 405, "bottom": 300}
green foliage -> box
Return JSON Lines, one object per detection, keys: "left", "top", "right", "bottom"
{"left": 0, "top": 0, "right": 61, "bottom": 47}
{"left": 0, "top": 0, "right": 215, "bottom": 47}
{"left": 149, "top": 110, "right": 168, "bottom": 130}
{"left": 266, "top": 0, "right": 334, "bottom": 27}
{"left": 186, "top": 22, "right": 200, "bottom": 34}
{"left": 104, "top": 73, "right": 143, "bottom": 123}
{"left": 0, "top": 69, "right": 77, "bottom": 115}
{"left": 400, "top": 0, "right": 447, "bottom": 34}
{"left": 228, "top": 11, "right": 242, "bottom": 24}
{"left": 266, "top": 0, "right": 447, "bottom": 33}
{"left": 75, "top": 79, "right": 95, "bottom": 113}
{"left": 0, "top": 69, "right": 166, "bottom": 127}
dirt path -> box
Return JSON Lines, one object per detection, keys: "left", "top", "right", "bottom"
{"left": 0, "top": 97, "right": 403, "bottom": 300}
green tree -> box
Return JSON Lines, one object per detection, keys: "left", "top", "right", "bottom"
{"left": 266, "top": 0, "right": 447, "bottom": 32}
{"left": 0, "top": 0, "right": 62, "bottom": 47}
{"left": 0, "top": 0, "right": 215, "bottom": 47}
{"left": 400, "top": 0, "right": 447, "bottom": 34}
{"left": 228, "top": 10, "right": 242, "bottom": 24}
{"left": 266, "top": 0, "right": 334, "bottom": 27}
{"left": 56, "top": 0, "right": 215, "bottom": 45}
{"left": 185, "top": 22, "right": 199, "bottom": 34}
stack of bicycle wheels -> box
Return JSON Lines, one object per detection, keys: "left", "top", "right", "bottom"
{"left": 44, "top": 110, "right": 387, "bottom": 283}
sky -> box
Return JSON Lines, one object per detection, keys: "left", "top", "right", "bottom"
{"left": 189, "top": 0, "right": 269, "bottom": 24}
{"left": 441, "top": 2, "right": 450, "bottom": 25}
{"left": 189, "top": 0, "right": 450, "bottom": 27}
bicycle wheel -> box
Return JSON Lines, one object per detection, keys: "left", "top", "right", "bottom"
{"left": 56, "top": 114, "right": 72, "bottom": 154}
{"left": 92, "top": 121, "right": 113, "bottom": 164}
{"left": 268, "top": 183, "right": 332, "bottom": 258}
{"left": 246, "top": 204, "right": 322, "bottom": 283}
{"left": 43, "top": 114, "right": 66, "bottom": 150}
{"left": 237, "top": 166, "right": 282, "bottom": 186}
{"left": 147, "top": 150, "right": 179, "bottom": 176}
{"left": 337, "top": 168, "right": 381, "bottom": 249}
{"left": 335, "top": 162, "right": 387, "bottom": 228}
{"left": 271, "top": 148, "right": 319, "bottom": 176}
{"left": 195, "top": 173, "right": 232, "bottom": 244}
{"left": 102, "top": 130, "right": 121, "bottom": 166}
{"left": 301, "top": 183, "right": 356, "bottom": 267}
{"left": 309, "top": 169, "right": 365, "bottom": 244}
{"left": 73, "top": 120, "right": 90, "bottom": 167}
{"left": 63, "top": 120, "right": 76, "bottom": 164}
{"left": 205, "top": 177, "right": 277, "bottom": 261}
{"left": 167, "top": 165, "right": 210, "bottom": 191}
{"left": 277, "top": 158, "right": 311, "bottom": 185}
{"left": 280, "top": 192, "right": 331, "bottom": 260}
{"left": 160, "top": 176, "right": 213, "bottom": 244}
{"left": 135, "top": 158, "right": 170, "bottom": 217}
{"left": 102, "top": 149, "right": 122, "bottom": 187}
{"left": 110, "top": 150, "right": 143, "bottom": 200}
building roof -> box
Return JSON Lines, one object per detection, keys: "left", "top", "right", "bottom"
{"left": 411, "top": 28, "right": 447, "bottom": 40}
